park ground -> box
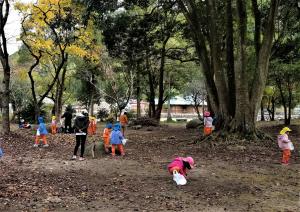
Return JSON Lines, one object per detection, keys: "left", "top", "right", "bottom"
{"left": 0, "top": 122, "right": 300, "bottom": 212}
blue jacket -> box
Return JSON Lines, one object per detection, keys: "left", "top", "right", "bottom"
{"left": 38, "top": 117, "right": 48, "bottom": 135}
{"left": 110, "top": 123, "right": 124, "bottom": 145}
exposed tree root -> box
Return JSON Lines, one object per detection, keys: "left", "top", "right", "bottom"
{"left": 194, "top": 129, "right": 276, "bottom": 149}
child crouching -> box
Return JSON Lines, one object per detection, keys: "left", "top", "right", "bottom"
{"left": 167, "top": 156, "right": 195, "bottom": 185}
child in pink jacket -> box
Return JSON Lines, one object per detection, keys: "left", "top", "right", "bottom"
{"left": 277, "top": 127, "right": 293, "bottom": 165}
{"left": 167, "top": 156, "right": 195, "bottom": 177}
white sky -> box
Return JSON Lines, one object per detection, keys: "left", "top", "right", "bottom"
{"left": 6, "top": 0, "right": 33, "bottom": 55}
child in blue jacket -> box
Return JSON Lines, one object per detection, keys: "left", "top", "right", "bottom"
{"left": 110, "top": 123, "right": 125, "bottom": 156}
{"left": 34, "top": 116, "right": 49, "bottom": 147}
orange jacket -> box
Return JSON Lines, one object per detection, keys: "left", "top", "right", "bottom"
{"left": 119, "top": 115, "right": 128, "bottom": 125}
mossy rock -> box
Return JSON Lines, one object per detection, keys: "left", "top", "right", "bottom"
{"left": 186, "top": 119, "right": 202, "bottom": 129}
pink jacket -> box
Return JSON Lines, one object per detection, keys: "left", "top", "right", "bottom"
{"left": 277, "top": 134, "right": 291, "bottom": 150}
{"left": 167, "top": 157, "right": 188, "bottom": 176}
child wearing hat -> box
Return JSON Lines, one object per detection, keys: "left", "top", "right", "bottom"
{"left": 51, "top": 116, "right": 57, "bottom": 134}
{"left": 278, "top": 127, "right": 294, "bottom": 165}
{"left": 167, "top": 156, "right": 195, "bottom": 185}
{"left": 204, "top": 111, "right": 213, "bottom": 136}
{"left": 110, "top": 123, "right": 125, "bottom": 157}
{"left": 34, "top": 116, "right": 49, "bottom": 147}
{"left": 102, "top": 123, "right": 113, "bottom": 153}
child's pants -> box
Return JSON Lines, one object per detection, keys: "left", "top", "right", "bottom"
{"left": 35, "top": 134, "right": 47, "bottom": 145}
{"left": 51, "top": 125, "right": 57, "bottom": 134}
{"left": 74, "top": 135, "right": 87, "bottom": 157}
{"left": 111, "top": 144, "right": 125, "bottom": 156}
{"left": 204, "top": 127, "right": 212, "bottom": 136}
{"left": 282, "top": 149, "right": 291, "bottom": 164}
{"left": 103, "top": 137, "right": 110, "bottom": 152}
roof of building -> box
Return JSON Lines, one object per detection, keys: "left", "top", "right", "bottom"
{"left": 155, "top": 96, "right": 207, "bottom": 106}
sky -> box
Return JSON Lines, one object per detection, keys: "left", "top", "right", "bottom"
{"left": 6, "top": 0, "right": 33, "bottom": 55}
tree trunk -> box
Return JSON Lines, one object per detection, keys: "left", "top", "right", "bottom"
{"left": 136, "top": 65, "right": 141, "bottom": 118}
{"left": 260, "top": 101, "right": 265, "bottom": 121}
{"left": 154, "top": 36, "right": 169, "bottom": 121}
{"left": 0, "top": 0, "right": 11, "bottom": 134}
{"left": 1, "top": 62, "right": 10, "bottom": 133}
{"left": 146, "top": 54, "right": 156, "bottom": 118}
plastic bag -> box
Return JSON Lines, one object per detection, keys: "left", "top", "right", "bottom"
{"left": 173, "top": 170, "right": 187, "bottom": 185}
{"left": 288, "top": 142, "right": 294, "bottom": 151}
{"left": 122, "top": 139, "right": 127, "bottom": 146}
{"left": 36, "top": 129, "right": 40, "bottom": 136}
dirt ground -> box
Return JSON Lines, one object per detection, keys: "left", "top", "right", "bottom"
{"left": 0, "top": 123, "right": 299, "bottom": 212}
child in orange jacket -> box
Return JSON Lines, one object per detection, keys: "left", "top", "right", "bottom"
{"left": 88, "top": 117, "right": 97, "bottom": 135}
{"left": 51, "top": 116, "right": 57, "bottom": 134}
{"left": 102, "top": 123, "right": 112, "bottom": 153}
{"left": 278, "top": 127, "right": 294, "bottom": 165}
{"left": 119, "top": 112, "right": 128, "bottom": 136}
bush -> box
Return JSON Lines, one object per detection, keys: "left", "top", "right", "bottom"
{"left": 97, "top": 108, "right": 109, "bottom": 121}
{"left": 19, "top": 102, "right": 46, "bottom": 123}
{"left": 130, "top": 117, "right": 159, "bottom": 127}
{"left": 186, "top": 119, "right": 202, "bottom": 129}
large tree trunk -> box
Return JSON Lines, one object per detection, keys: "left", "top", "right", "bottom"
{"left": 1, "top": 61, "right": 10, "bottom": 133}
{"left": 0, "top": 0, "right": 11, "bottom": 134}
{"left": 178, "top": 0, "right": 279, "bottom": 137}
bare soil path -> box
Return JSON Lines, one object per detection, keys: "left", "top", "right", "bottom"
{"left": 0, "top": 124, "right": 299, "bottom": 211}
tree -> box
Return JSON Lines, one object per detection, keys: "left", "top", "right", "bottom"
{"left": 0, "top": 0, "right": 11, "bottom": 134}
{"left": 269, "top": 61, "right": 300, "bottom": 125}
{"left": 176, "top": 0, "right": 280, "bottom": 137}
{"left": 16, "top": 0, "right": 100, "bottom": 122}
{"left": 183, "top": 74, "right": 206, "bottom": 121}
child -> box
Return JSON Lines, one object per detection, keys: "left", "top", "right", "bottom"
{"left": 72, "top": 112, "right": 89, "bottom": 161}
{"left": 204, "top": 111, "right": 213, "bottom": 136}
{"left": 102, "top": 123, "right": 113, "bottom": 153}
{"left": 167, "top": 157, "right": 195, "bottom": 185}
{"left": 88, "top": 116, "right": 97, "bottom": 135}
{"left": 91, "top": 117, "right": 97, "bottom": 135}
{"left": 34, "top": 116, "right": 49, "bottom": 147}
{"left": 278, "top": 127, "right": 294, "bottom": 165}
{"left": 51, "top": 116, "right": 57, "bottom": 134}
{"left": 110, "top": 123, "right": 125, "bottom": 157}
{"left": 119, "top": 112, "right": 128, "bottom": 136}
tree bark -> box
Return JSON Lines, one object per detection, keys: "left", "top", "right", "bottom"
{"left": 260, "top": 101, "right": 265, "bottom": 121}
{"left": 136, "top": 65, "right": 141, "bottom": 118}
{"left": 55, "top": 62, "right": 68, "bottom": 122}
{"left": 0, "top": 0, "right": 11, "bottom": 134}
{"left": 154, "top": 36, "right": 170, "bottom": 121}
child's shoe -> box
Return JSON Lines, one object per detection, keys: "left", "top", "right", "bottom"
{"left": 71, "top": 155, "right": 76, "bottom": 160}
{"left": 79, "top": 157, "right": 85, "bottom": 161}
{"left": 33, "top": 144, "right": 38, "bottom": 147}
{"left": 43, "top": 144, "right": 49, "bottom": 147}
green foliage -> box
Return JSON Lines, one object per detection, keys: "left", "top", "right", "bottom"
{"left": 20, "top": 102, "right": 46, "bottom": 123}
{"left": 97, "top": 108, "right": 109, "bottom": 121}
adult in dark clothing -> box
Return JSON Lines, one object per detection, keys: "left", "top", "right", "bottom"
{"left": 72, "top": 112, "right": 89, "bottom": 161}
{"left": 61, "top": 110, "right": 73, "bottom": 133}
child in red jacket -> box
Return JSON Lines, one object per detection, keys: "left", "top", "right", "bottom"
{"left": 167, "top": 156, "right": 195, "bottom": 185}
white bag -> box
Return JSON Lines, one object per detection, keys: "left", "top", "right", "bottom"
{"left": 122, "top": 139, "right": 127, "bottom": 146}
{"left": 173, "top": 170, "right": 187, "bottom": 185}
{"left": 36, "top": 129, "right": 40, "bottom": 136}
{"left": 288, "top": 142, "right": 294, "bottom": 151}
